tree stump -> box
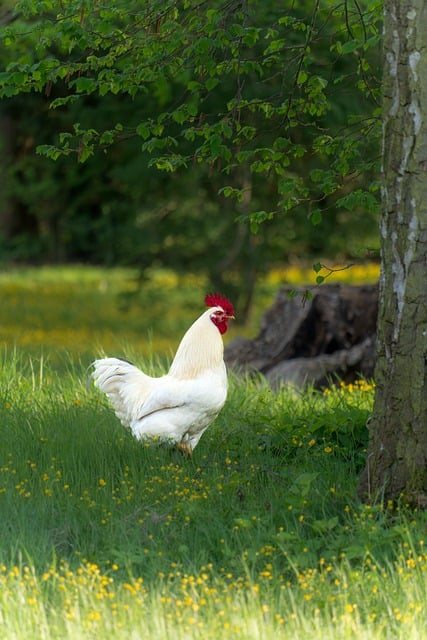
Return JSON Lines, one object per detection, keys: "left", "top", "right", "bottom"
{"left": 225, "top": 284, "right": 378, "bottom": 388}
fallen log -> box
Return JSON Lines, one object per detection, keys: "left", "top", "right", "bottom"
{"left": 225, "top": 284, "right": 378, "bottom": 388}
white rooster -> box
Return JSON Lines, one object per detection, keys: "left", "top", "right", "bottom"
{"left": 91, "top": 293, "right": 234, "bottom": 457}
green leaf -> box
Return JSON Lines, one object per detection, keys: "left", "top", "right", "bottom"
{"left": 336, "top": 190, "right": 380, "bottom": 213}
{"left": 309, "top": 209, "right": 322, "bottom": 225}
{"left": 249, "top": 220, "right": 259, "bottom": 234}
{"left": 341, "top": 40, "right": 360, "bottom": 54}
{"left": 311, "top": 516, "right": 339, "bottom": 533}
{"left": 205, "top": 77, "right": 219, "bottom": 91}
{"left": 218, "top": 186, "right": 244, "bottom": 202}
{"left": 36, "top": 145, "right": 66, "bottom": 160}
{"left": 99, "top": 130, "right": 115, "bottom": 145}
{"left": 296, "top": 70, "right": 308, "bottom": 85}
{"left": 136, "top": 124, "right": 150, "bottom": 140}
{"left": 78, "top": 145, "right": 94, "bottom": 163}
{"left": 289, "top": 472, "right": 318, "bottom": 497}
{"left": 187, "top": 80, "right": 202, "bottom": 92}
{"left": 73, "top": 77, "right": 96, "bottom": 94}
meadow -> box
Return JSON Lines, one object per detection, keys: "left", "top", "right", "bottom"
{"left": 0, "top": 262, "right": 380, "bottom": 363}
{"left": 1, "top": 265, "right": 427, "bottom": 639}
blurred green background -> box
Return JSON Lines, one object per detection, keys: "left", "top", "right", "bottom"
{"left": 0, "top": 0, "right": 381, "bottom": 352}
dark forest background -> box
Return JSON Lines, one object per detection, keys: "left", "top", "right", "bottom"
{"left": 0, "top": 0, "right": 382, "bottom": 314}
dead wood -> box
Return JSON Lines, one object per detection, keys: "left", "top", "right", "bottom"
{"left": 225, "top": 284, "right": 378, "bottom": 388}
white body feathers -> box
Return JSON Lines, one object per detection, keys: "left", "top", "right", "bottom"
{"left": 92, "top": 307, "right": 229, "bottom": 452}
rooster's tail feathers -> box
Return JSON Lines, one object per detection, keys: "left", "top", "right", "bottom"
{"left": 91, "top": 357, "right": 153, "bottom": 426}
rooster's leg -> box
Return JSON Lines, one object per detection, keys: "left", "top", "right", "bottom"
{"left": 176, "top": 442, "right": 193, "bottom": 459}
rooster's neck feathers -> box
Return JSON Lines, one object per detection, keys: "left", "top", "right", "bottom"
{"left": 168, "top": 308, "right": 225, "bottom": 379}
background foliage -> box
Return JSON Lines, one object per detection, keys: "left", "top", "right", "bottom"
{"left": 0, "top": 0, "right": 382, "bottom": 313}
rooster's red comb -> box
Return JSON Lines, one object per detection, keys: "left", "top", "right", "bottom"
{"left": 205, "top": 293, "right": 234, "bottom": 316}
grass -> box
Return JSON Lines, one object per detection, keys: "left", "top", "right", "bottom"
{"left": 2, "top": 264, "right": 427, "bottom": 639}
{"left": 0, "top": 262, "right": 380, "bottom": 363}
{"left": 0, "top": 265, "right": 176, "bottom": 362}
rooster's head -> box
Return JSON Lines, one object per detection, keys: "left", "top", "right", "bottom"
{"left": 205, "top": 293, "right": 235, "bottom": 335}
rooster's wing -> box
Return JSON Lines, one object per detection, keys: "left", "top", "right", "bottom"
{"left": 92, "top": 357, "right": 177, "bottom": 423}
{"left": 92, "top": 357, "right": 226, "bottom": 447}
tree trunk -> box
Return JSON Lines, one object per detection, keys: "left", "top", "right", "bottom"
{"left": 0, "top": 113, "right": 15, "bottom": 237}
{"left": 357, "top": 0, "right": 427, "bottom": 507}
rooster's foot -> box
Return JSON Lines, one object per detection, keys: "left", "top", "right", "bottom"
{"left": 176, "top": 442, "right": 193, "bottom": 459}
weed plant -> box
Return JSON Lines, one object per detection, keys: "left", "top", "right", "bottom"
{"left": 0, "top": 350, "right": 426, "bottom": 639}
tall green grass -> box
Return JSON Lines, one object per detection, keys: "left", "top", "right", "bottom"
{"left": 1, "top": 266, "right": 425, "bottom": 639}
{"left": 1, "top": 349, "right": 426, "bottom": 639}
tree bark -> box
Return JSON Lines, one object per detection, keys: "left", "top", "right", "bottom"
{"left": 357, "top": 0, "right": 427, "bottom": 507}
{"left": 0, "top": 113, "right": 15, "bottom": 237}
